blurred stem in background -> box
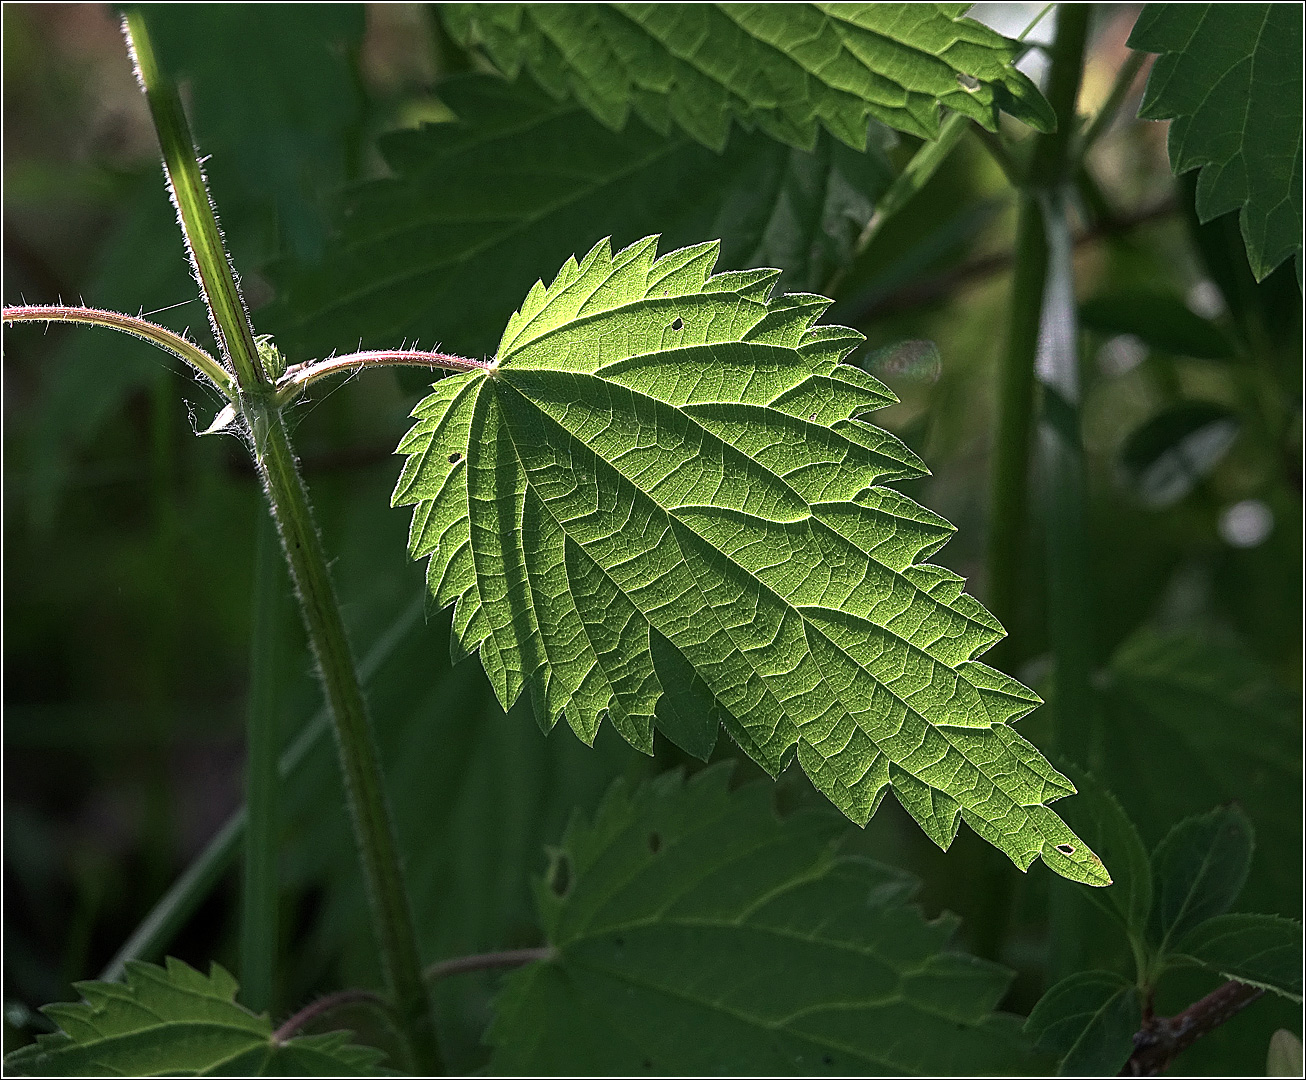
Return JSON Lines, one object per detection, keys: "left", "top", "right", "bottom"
{"left": 977, "top": 2, "right": 1092, "bottom": 971}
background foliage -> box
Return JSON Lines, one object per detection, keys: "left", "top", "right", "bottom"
{"left": 3, "top": 3, "right": 1300, "bottom": 1075}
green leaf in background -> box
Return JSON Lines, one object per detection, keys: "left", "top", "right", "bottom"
{"left": 1267, "top": 1029, "right": 1305, "bottom": 1076}
{"left": 392, "top": 235, "right": 1109, "bottom": 884}
{"left": 1079, "top": 289, "right": 1234, "bottom": 360}
{"left": 1, "top": 958, "right": 390, "bottom": 1077}
{"left": 1149, "top": 805, "right": 1254, "bottom": 954}
{"left": 443, "top": 3, "right": 1054, "bottom": 152}
{"left": 488, "top": 767, "right": 1048, "bottom": 1075}
{"left": 1093, "top": 628, "right": 1301, "bottom": 919}
{"left": 1057, "top": 766, "right": 1152, "bottom": 938}
{"left": 1129, "top": 4, "right": 1304, "bottom": 281}
{"left": 1116, "top": 402, "right": 1240, "bottom": 508}
{"left": 266, "top": 74, "right": 892, "bottom": 363}
{"left": 1174, "top": 914, "right": 1304, "bottom": 1002}
{"left": 1024, "top": 970, "right": 1141, "bottom": 1077}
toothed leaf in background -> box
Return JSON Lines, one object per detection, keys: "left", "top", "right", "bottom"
{"left": 1025, "top": 970, "right": 1140, "bottom": 1077}
{"left": 264, "top": 73, "right": 892, "bottom": 364}
{"left": 1173, "top": 914, "right": 1303, "bottom": 1002}
{"left": 391, "top": 235, "right": 1108, "bottom": 885}
{"left": 1, "top": 958, "right": 391, "bottom": 1077}
{"left": 442, "top": 3, "right": 1054, "bottom": 151}
{"left": 487, "top": 767, "right": 1050, "bottom": 1075}
{"left": 1129, "top": 3, "right": 1304, "bottom": 281}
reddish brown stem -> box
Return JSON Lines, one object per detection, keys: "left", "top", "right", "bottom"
{"left": 273, "top": 989, "right": 388, "bottom": 1043}
{"left": 424, "top": 946, "right": 555, "bottom": 983}
{"left": 276, "top": 348, "right": 491, "bottom": 403}
{"left": 1120, "top": 980, "right": 1266, "bottom": 1076}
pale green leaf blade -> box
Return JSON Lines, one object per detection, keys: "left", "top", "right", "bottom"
{"left": 487, "top": 767, "right": 1050, "bottom": 1075}
{"left": 265, "top": 73, "right": 892, "bottom": 364}
{"left": 3, "top": 958, "right": 391, "bottom": 1077}
{"left": 1024, "top": 970, "right": 1140, "bottom": 1077}
{"left": 1149, "top": 805, "right": 1254, "bottom": 954}
{"left": 1174, "top": 913, "right": 1304, "bottom": 1002}
{"left": 393, "top": 235, "right": 1109, "bottom": 885}
{"left": 442, "top": 2, "right": 1054, "bottom": 151}
{"left": 1129, "top": 4, "right": 1304, "bottom": 280}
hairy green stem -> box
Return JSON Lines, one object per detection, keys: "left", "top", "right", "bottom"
{"left": 124, "top": 9, "right": 264, "bottom": 393}
{"left": 99, "top": 600, "right": 422, "bottom": 983}
{"left": 240, "top": 514, "right": 285, "bottom": 1015}
{"left": 250, "top": 405, "right": 440, "bottom": 1073}
{"left": 2, "top": 305, "right": 235, "bottom": 396}
{"left": 124, "top": 11, "right": 440, "bottom": 1069}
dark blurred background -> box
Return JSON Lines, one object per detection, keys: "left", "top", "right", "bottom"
{"left": 3, "top": 4, "right": 1300, "bottom": 1074}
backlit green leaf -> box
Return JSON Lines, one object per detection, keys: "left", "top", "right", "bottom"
{"left": 392, "top": 234, "right": 1108, "bottom": 885}
{"left": 1129, "top": 4, "right": 1304, "bottom": 280}
{"left": 1025, "top": 970, "right": 1140, "bottom": 1077}
{"left": 1175, "top": 914, "right": 1304, "bottom": 1002}
{"left": 487, "top": 766, "right": 1049, "bottom": 1075}
{"left": 443, "top": 2, "right": 1055, "bottom": 151}
{"left": 2, "top": 958, "right": 390, "bottom": 1077}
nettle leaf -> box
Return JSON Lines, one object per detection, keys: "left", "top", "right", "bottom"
{"left": 1149, "top": 805, "right": 1254, "bottom": 954}
{"left": 442, "top": 2, "right": 1055, "bottom": 151}
{"left": 1057, "top": 766, "right": 1152, "bottom": 937}
{"left": 1093, "top": 628, "right": 1301, "bottom": 917}
{"left": 1024, "top": 970, "right": 1140, "bottom": 1077}
{"left": 1174, "top": 914, "right": 1304, "bottom": 1002}
{"left": 392, "top": 235, "right": 1108, "bottom": 885}
{"left": 488, "top": 767, "right": 1048, "bottom": 1075}
{"left": 2, "top": 958, "right": 390, "bottom": 1077}
{"left": 266, "top": 74, "right": 892, "bottom": 363}
{"left": 1129, "top": 4, "right": 1304, "bottom": 281}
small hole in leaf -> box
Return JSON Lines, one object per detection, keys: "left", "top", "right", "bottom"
{"left": 956, "top": 72, "right": 981, "bottom": 92}
{"left": 670, "top": 316, "right": 684, "bottom": 331}
{"left": 648, "top": 832, "right": 662, "bottom": 854}
{"left": 448, "top": 452, "right": 462, "bottom": 464}
{"left": 1056, "top": 843, "right": 1075, "bottom": 855}
{"left": 809, "top": 412, "right": 818, "bottom": 421}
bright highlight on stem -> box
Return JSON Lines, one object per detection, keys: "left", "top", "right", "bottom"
{"left": 3, "top": 304, "right": 236, "bottom": 398}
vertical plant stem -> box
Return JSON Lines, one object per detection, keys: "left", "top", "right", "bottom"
{"left": 985, "top": 195, "right": 1048, "bottom": 671}
{"left": 241, "top": 513, "right": 284, "bottom": 1015}
{"left": 980, "top": 2, "right": 1092, "bottom": 973}
{"left": 124, "top": 11, "right": 440, "bottom": 1070}
{"left": 249, "top": 408, "right": 440, "bottom": 1071}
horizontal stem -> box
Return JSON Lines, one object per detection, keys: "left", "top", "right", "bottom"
{"left": 3, "top": 304, "right": 235, "bottom": 398}
{"left": 273, "top": 989, "right": 387, "bottom": 1043}
{"left": 275, "top": 349, "right": 492, "bottom": 405}
{"left": 424, "top": 946, "right": 556, "bottom": 983}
